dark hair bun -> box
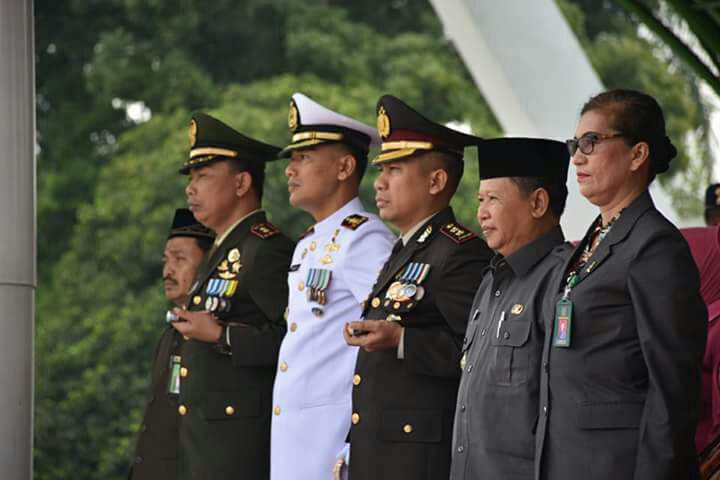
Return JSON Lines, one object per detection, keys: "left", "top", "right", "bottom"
{"left": 651, "top": 135, "right": 676, "bottom": 174}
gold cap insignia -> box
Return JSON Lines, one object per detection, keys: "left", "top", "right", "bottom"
{"left": 189, "top": 119, "right": 198, "bottom": 147}
{"left": 511, "top": 304, "right": 524, "bottom": 315}
{"left": 288, "top": 101, "right": 299, "bottom": 132}
{"left": 377, "top": 106, "right": 391, "bottom": 139}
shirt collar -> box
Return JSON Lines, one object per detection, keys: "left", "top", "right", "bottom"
{"left": 213, "top": 208, "right": 263, "bottom": 247}
{"left": 311, "top": 197, "right": 365, "bottom": 236}
{"left": 491, "top": 225, "right": 565, "bottom": 278}
{"left": 401, "top": 211, "right": 440, "bottom": 246}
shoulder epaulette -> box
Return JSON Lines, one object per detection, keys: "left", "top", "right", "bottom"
{"left": 341, "top": 214, "right": 369, "bottom": 230}
{"left": 440, "top": 222, "right": 477, "bottom": 244}
{"left": 250, "top": 222, "right": 280, "bottom": 239}
{"left": 298, "top": 225, "right": 315, "bottom": 240}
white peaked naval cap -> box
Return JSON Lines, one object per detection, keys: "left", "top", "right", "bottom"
{"left": 280, "top": 92, "right": 380, "bottom": 157}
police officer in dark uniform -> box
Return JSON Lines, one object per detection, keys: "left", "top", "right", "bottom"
{"left": 450, "top": 138, "right": 571, "bottom": 480}
{"left": 129, "top": 209, "right": 214, "bottom": 480}
{"left": 343, "top": 95, "right": 493, "bottom": 480}
{"left": 170, "top": 113, "right": 294, "bottom": 480}
{"left": 705, "top": 183, "right": 720, "bottom": 226}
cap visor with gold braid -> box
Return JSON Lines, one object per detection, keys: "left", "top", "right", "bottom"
{"left": 280, "top": 93, "right": 379, "bottom": 158}
{"left": 179, "top": 112, "right": 281, "bottom": 174}
{"left": 373, "top": 94, "right": 482, "bottom": 165}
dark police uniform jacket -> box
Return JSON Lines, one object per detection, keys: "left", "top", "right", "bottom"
{"left": 177, "top": 210, "right": 293, "bottom": 480}
{"left": 450, "top": 226, "right": 570, "bottom": 480}
{"left": 130, "top": 326, "right": 183, "bottom": 480}
{"left": 348, "top": 207, "right": 493, "bottom": 480}
{"left": 535, "top": 191, "right": 707, "bottom": 480}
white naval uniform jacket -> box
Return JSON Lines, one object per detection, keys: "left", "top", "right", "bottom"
{"left": 270, "top": 197, "right": 394, "bottom": 480}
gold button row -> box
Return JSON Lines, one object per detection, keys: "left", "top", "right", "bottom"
{"left": 280, "top": 362, "right": 288, "bottom": 372}
{"left": 352, "top": 374, "right": 362, "bottom": 386}
{"left": 274, "top": 405, "right": 282, "bottom": 416}
{"left": 351, "top": 413, "right": 360, "bottom": 424}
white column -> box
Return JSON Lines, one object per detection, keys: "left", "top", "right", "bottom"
{"left": 0, "top": 0, "right": 36, "bottom": 478}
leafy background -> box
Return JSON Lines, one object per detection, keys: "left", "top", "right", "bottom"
{"left": 34, "top": 0, "right": 715, "bottom": 477}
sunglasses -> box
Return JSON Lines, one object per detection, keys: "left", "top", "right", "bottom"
{"left": 566, "top": 132, "right": 625, "bottom": 156}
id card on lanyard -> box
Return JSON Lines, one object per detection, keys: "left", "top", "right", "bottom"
{"left": 553, "top": 277, "right": 577, "bottom": 348}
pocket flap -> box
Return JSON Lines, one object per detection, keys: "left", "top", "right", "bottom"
{"left": 379, "top": 409, "right": 442, "bottom": 443}
{"left": 203, "top": 390, "right": 260, "bottom": 420}
{"left": 575, "top": 401, "right": 643, "bottom": 430}
{"left": 490, "top": 316, "right": 532, "bottom": 348}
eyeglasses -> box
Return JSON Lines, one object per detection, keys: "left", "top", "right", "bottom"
{"left": 566, "top": 132, "right": 625, "bottom": 156}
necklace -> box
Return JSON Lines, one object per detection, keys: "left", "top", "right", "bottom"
{"left": 564, "top": 209, "right": 624, "bottom": 294}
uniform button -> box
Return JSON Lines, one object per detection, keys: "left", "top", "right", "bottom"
{"left": 274, "top": 405, "right": 282, "bottom": 416}
{"left": 371, "top": 297, "right": 381, "bottom": 308}
{"left": 280, "top": 362, "right": 288, "bottom": 372}
{"left": 353, "top": 374, "right": 362, "bottom": 386}
{"left": 460, "top": 405, "right": 466, "bottom": 412}
{"left": 351, "top": 413, "right": 360, "bottom": 424}
{"left": 135, "top": 456, "right": 143, "bottom": 464}
{"left": 543, "top": 405, "right": 548, "bottom": 416}
{"left": 457, "top": 445, "right": 464, "bottom": 453}
{"left": 298, "top": 281, "right": 305, "bottom": 291}
{"left": 494, "top": 290, "right": 501, "bottom": 297}
{"left": 290, "top": 322, "right": 298, "bottom": 332}
{"left": 543, "top": 361, "right": 549, "bottom": 372}
{"left": 503, "top": 331, "right": 510, "bottom": 340}
{"left": 481, "top": 328, "right": 486, "bottom": 336}
{"left": 180, "top": 367, "right": 188, "bottom": 378}
{"left": 183, "top": 335, "right": 190, "bottom": 341}
{"left": 225, "top": 406, "right": 235, "bottom": 416}
{"left": 403, "top": 424, "right": 413, "bottom": 434}
{"left": 467, "top": 364, "right": 473, "bottom": 373}
{"left": 178, "top": 405, "right": 187, "bottom": 416}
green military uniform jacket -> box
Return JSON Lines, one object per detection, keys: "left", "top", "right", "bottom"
{"left": 348, "top": 207, "right": 493, "bottom": 480}
{"left": 129, "top": 326, "right": 184, "bottom": 480}
{"left": 177, "top": 210, "right": 293, "bottom": 480}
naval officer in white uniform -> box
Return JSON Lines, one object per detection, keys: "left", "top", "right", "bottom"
{"left": 271, "top": 93, "right": 395, "bottom": 480}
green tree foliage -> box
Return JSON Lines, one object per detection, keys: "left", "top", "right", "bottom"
{"left": 35, "top": 1, "right": 710, "bottom": 478}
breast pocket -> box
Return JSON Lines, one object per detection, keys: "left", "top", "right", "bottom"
{"left": 487, "top": 313, "right": 532, "bottom": 386}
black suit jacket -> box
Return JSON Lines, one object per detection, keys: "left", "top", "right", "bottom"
{"left": 348, "top": 207, "right": 493, "bottom": 480}
{"left": 177, "top": 211, "right": 293, "bottom": 480}
{"left": 535, "top": 191, "right": 707, "bottom": 480}
{"left": 129, "top": 326, "right": 183, "bottom": 480}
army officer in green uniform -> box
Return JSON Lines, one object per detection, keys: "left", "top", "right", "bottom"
{"left": 171, "top": 113, "right": 294, "bottom": 480}
{"left": 343, "top": 95, "right": 493, "bottom": 480}
{"left": 130, "top": 208, "right": 213, "bottom": 480}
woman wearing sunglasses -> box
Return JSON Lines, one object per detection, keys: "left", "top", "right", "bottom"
{"left": 534, "top": 89, "right": 707, "bottom": 480}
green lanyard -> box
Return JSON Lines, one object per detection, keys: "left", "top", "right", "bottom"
{"left": 553, "top": 211, "right": 623, "bottom": 348}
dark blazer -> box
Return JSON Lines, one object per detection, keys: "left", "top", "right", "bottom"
{"left": 129, "top": 326, "right": 183, "bottom": 480}
{"left": 535, "top": 191, "right": 707, "bottom": 480}
{"left": 177, "top": 211, "right": 293, "bottom": 480}
{"left": 348, "top": 207, "right": 493, "bottom": 480}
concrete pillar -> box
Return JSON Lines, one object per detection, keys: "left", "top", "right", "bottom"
{"left": 0, "top": 0, "right": 36, "bottom": 478}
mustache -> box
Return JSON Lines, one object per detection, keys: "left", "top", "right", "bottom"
{"left": 288, "top": 180, "right": 301, "bottom": 188}
{"left": 163, "top": 276, "right": 178, "bottom": 286}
